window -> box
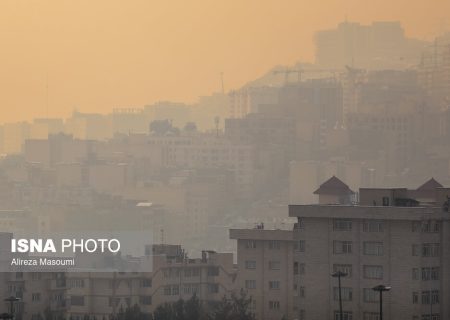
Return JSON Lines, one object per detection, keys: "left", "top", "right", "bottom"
{"left": 183, "top": 284, "right": 199, "bottom": 295}
{"left": 299, "top": 263, "right": 305, "bottom": 275}
{"left": 207, "top": 266, "right": 219, "bottom": 276}
{"left": 70, "top": 296, "right": 85, "bottom": 306}
{"left": 412, "top": 221, "right": 421, "bottom": 232}
{"left": 422, "top": 221, "right": 441, "bottom": 233}
{"left": 363, "top": 220, "right": 384, "bottom": 232}
{"left": 413, "top": 292, "right": 419, "bottom": 304}
{"left": 268, "top": 301, "right": 280, "bottom": 310}
{"left": 412, "top": 244, "right": 421, "bottom": 256}
{"left": 334, "top": 311, "right": 353, "bottom": 320}
{"left": 245, "top": 240, "right": 256, "bottom": 249}
{"left": 140, "top": 279, "right": 152, "bottom": 287}
{"left": 296, "top": 218, "right": 305, "bottom": 229}
{"left": 422, "top": 244, "right": 440, "bottom": 257}
{"left": 245, "top": 280, "right": 256, "bottom": 289}
{"left": 412, "top": 268, "right": 420, "bottom": 280}
{"left": 363, "top": 312, "right": 379, "bottom": 320}
{"left": 363, "top": 288, "right": 379, "bottom": 303}
{"left": 245, "top": 260, "right": 256, "bottom": 269}
{"left": 31, "top": 273, "right": 41, "bottom": 281}
{"left": 139, "top": 296, "right": 152, "bottom": 305}
{"left": 208, "top": 284, "right": 219, "bottom": 294}
{"left": 334, "top": 219, "right": 352, "bottom": 231}
{"left": 299, "top": 286, "right": 305, "bottom": 298}
{"left": 382, "top": 196, "right": 390, "bottom": 206}
{"left": 164, "top": 285, "right": 179, "bottom": 296}
{"left": 295, "top": 240, "right": 305, "bottom": 252}
{"left": 431, "top": 267, "right": 440, "bottom": 280}
{"left": 269, "top": 261, "right": 281, "bottom": 270}
{"left": 363, "top": 242, "right": 383, "bottom": 256}
{"left": 421, "top": 290, "right": 439, "bottom": 304}
{"left": 363, "top": 265, "right": 383, "bottom": 279}
{"left": 164, "top": 286, "right": 171, "bottom": 295}
{"left": 333, "top": 264, "right": 352, "bottom": 277}
{"left": 68, "top": 279, "right": 85, "bottom": 288}
{"left": 269, "top": 281, "right": 280, "bottom": 290}
{"left": 163, "top": 268, "right": 180, "bottom": 279}
{"left": 268, "top": 240, "right": 281, "bottom": 250}
{"left": 414, "top": 221, "right": 441, "bottom": 233}
{"left": 334, "top": 287, "right": 352, "bottom": 301}
{"left": 333, "top": 241, "right": 352, "bottom": 254}
{"left": 192, "top": 268, "right": 200, "bottom": 277}
{"left": 31, "top": 293, "right": 41, "bottom": 302}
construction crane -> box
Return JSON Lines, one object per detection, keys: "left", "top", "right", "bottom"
{"left": 273, "top": 68, "right": 342, "bottom": 85}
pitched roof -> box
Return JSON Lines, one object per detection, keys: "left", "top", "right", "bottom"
{"left": 313, "top": 176, "right": 354, "bottom": 195}
{"left": 416, "top": 178, "right": 443, "bottom": 191}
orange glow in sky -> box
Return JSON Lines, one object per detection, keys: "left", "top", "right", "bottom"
{"left": 0, "top": 0, "right": 449, "bottom": 122}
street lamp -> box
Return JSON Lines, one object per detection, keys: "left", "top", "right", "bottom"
{"left": 4, "top": 296, "right": 20, "bottom": 320}
{"left": 332, "top": 271, "right": 348, "bottom": 320}
{"left": 372, "top": 285, "right": 391, "bottom": 320}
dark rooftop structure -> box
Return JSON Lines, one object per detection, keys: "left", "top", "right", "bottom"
{"left": 314, "top": 176, "right": 355, "bottom": 205}
{"left": 313, "top": 176, "right": 355, "bottom": 195}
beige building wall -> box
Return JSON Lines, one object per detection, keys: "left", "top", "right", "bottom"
{"left": 230, "top": 229, "right": 297, "bottom": 320}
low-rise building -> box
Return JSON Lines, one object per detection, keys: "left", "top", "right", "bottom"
{"left": 230, "top": 227, "right": 297, "bottom": 320}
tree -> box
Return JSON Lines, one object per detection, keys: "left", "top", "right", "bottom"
{"left": 116, "top": 304, "right": 152, "bottom": 320}
{"left": 153, "top": 302, "right": 175, "bottom": 320}
{"left": 184, "top": 294, "right": 206, "bottom": 320}
{"left": 208, "top": 296, "right": 233, "bottom": 320}
{"left": 209, "top": 290, "right": 255, "bottom": 320}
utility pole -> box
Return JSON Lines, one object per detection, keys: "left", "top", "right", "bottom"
{"left": 372, "top": 285, "right": 391, "bottom": 320}
{"left": 332, "top": 271, "right": 347, "bottom": 320}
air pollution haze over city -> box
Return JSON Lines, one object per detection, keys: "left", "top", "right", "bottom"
{"left": 0, "top": 0, "right": 450, "bottom": 122}
{"left": 1, "top": 1, "right": 450, "bottom": 320}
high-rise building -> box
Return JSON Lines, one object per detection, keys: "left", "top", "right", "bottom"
{"left": 289, "top": 176, "right": 450, "bottom": 320}
{"left": 315, "top": 21, "right": 428, "bottom": 70}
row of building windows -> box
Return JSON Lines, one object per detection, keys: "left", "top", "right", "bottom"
{"left": 163, "top": 266, "right": 218, "bottom": 278}
{"left": 412, "top": 290, "right": 440, "bottom": 304}
{"left": 333, "top": 241, "right": 383, "bottom": 255}
{"left": 332, "top": 311, "right": 441, "bottom": 320}
{"left": 333, "top": 219, "right": 385, "bottom": 232}
{"left": 330, "top": 288, "right": 440, "bottom": 305}
{"left": 163, "top": 284, "right": 219, "bottom": 296}
{"left": 412, "top": 267, "right": 440, "bottom": 281}
{"left": 412, "top": 244, "right": 440, "bottom": 257}
{"left": 245, "top": 260, "right": 281, "bottom": 270}
{"left": 316, "top": 219, "right": 442, "bottom": 234}
{"left": 332, "top": 288, "right": 383, "bottom": 303}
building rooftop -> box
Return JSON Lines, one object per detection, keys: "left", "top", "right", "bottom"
{"left": 417, "top": 177, "right": 443, "bottom": 191}
{"left": 313, "top": 176, "right": 355, "bottom": 195}
{"left": 229, "top": 228, "right": 293, "bottom": 241}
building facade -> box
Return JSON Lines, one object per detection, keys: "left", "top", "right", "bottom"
{"left": 289, "top": 177, "right": 450, "bottom": 320}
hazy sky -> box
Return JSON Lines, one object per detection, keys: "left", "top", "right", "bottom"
{"left": 0, "top": 0, "right": 449, "bottom": 123}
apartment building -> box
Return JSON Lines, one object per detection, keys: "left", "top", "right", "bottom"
{"left": 4, "top": 245, "right": 236, "bottom": 320}
{"left": 146, "top": 133, "right": 256, "bottom": 199}
{"left": 289, "top": 176, "right": 450, "bottom": 320}
{"left": 229, "top": 227, "right": 298, "bottom": 320}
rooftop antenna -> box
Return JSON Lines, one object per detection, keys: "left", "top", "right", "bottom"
{"left": 214, "top": 116, "right": 220, "bottom": 138}
{"left": 46, "top": 73, "right": 49, "bottom": 118}
{"left": 220, "top": 72, "right": 225, "bottom": 94}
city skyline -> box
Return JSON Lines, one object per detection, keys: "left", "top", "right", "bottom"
{"left": 0, "top": 0, "right": 449, "bottom": 123}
